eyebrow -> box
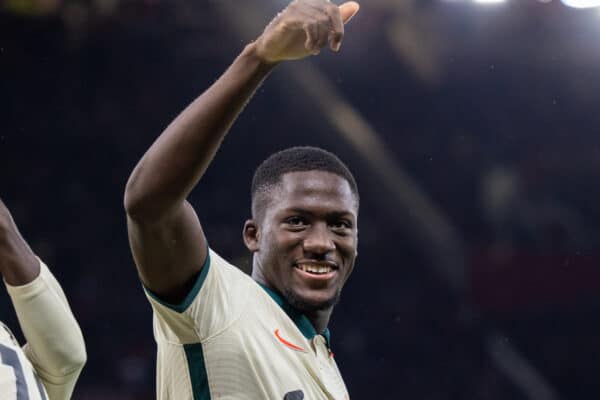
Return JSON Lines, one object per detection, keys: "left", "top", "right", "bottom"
{"left": 285, "top": 208, "right": 355, "bottom": 220}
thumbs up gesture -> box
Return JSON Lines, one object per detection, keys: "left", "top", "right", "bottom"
{"left": 254, "top": 0, "right": 360, "bottom": 64}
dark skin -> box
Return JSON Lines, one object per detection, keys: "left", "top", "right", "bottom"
{"left": 0, "top": 199, "right": 40, "bottom": 286}
{"left": 244, "top": 171, "right": 358, "bottom": 333}
{"left": 124, "top": 0, "right": 360, "bottom": 331}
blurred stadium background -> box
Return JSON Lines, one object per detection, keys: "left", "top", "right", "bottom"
{"left": 2, "top": 0, "right": 600, "bottom": 398}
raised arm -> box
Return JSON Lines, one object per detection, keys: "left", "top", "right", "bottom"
{"left": 0, "top": 198, "right": 86, "bottom": 400}
{"left": 0, "top": 200, "right": 39, "bottom": 286}
{"left": 124, "top": 0, "right": 359, "bottom": 303}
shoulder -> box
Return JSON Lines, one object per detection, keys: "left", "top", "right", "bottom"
{"left": 146, "top": 248, "right": 259, "bottom": 343}
{"left": 0, "top": 322, "right": 20, "bottom": 348}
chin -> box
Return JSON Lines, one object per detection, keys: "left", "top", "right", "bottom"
{"left": 284, "top": 287, "right": 340, "bottom": 313}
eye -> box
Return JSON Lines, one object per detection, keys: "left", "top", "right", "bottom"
{"left": 284, "top": 216, "right": 308, "bottom": 229}
{"left": 330, "top": 219, "right": 352, "bottom": 230}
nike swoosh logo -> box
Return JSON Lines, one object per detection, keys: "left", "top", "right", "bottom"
{"left": 274, "top": 329, "right": 307, "bottom": 352}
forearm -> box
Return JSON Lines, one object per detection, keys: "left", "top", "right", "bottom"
{"left": 0, "top": 208, "right": 39, "bottom": 286}
{"left": 6, "top": 259, "right": 86, "bottom": 397}
{"left": 125, "top": 42, "right": 277, "bottom": 220}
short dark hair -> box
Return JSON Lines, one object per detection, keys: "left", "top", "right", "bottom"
{"left": 251, "top": 146, "right": 359, "bottom": 218}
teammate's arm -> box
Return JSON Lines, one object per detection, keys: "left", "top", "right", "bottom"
{"left": 0, "top": 198, "right": 86, "bottom": 400}
{"left": 0, "top": 199, "right": 39, "bottom": 286}
{"left": 124, "top": 0, "right": 359, "bottom": 304}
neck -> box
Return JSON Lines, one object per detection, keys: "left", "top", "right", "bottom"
{"left": 251, "top": 258, "right": 333, "bottom": 335}
{"left": 304, "top": 308, "right": 332, "bottom": 335}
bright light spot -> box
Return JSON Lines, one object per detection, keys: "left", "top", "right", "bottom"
{"left": 561, "top": 0, "right": 600, "bottom": 8}
{"left": 473, "top": 0, "right": 506, "bottom": 4}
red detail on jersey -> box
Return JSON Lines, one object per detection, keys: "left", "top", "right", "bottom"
{"left": 274, "top": 329, "right": 306, "bottom": 352}
{"left": 329, "top": 350, "right": 335, "bottom": 358}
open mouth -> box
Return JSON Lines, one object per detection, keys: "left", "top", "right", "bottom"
{"left": 294, "top": 261, "right": 339, "bottom": 277}
{"left": 295, "top": 264, "right": 334, "bottom": 274}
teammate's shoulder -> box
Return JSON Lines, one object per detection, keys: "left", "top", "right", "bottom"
{"left": 0, "top": 321, "right": 21, "bottom": 348}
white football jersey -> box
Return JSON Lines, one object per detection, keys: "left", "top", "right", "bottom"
{"left": 1, "top": 259, "right": 85, "bottom": 400}
{"left": 145, "top": 248, "right": 350, "bottom": 399}
{"left": 0, "top": 322, "right": 49, "bottom": 400}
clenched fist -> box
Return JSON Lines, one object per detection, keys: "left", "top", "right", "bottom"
{"left": 254, "top": 0, "right": 359, "bottom": 64}
{"left": 0, "top": 198, "right": 14, "bottom": 235}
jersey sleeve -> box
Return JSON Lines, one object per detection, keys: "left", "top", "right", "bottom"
{"left": 5, "top": 258, "right": 87, "bottom": 400}
{"left": 144, "top": 248, "right": 253, "bottom": 344}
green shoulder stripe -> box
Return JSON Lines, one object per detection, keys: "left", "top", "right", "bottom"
{"left": 184, "top": 343, "right": 211, "bottom": 399}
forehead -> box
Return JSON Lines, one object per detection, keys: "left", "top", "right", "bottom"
{"left": 269, "top": 170, "right": 357, "bottom": 215}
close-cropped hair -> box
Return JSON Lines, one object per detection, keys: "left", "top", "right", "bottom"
{"left": 251, "top": 146, "right": 359, "bottom": 218}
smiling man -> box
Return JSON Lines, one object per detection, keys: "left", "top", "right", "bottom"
{"left": 247, "top": 149, "right": 359, "bottom": 334}
{"left": 124, "top": 1, "right": 360, "bottom": 398}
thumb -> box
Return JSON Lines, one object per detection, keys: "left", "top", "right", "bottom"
{"left": 339, "top": 1, "right": 360, "bottom": 24}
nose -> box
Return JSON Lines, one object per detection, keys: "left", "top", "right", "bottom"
{"left": 302, "top": 223, "right": 335, "bottom": 255}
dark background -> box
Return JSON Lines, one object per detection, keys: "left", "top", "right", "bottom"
{"left": 2, "top": 0, "right": 600, "bottom": 398}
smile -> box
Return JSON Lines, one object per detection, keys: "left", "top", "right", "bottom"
{"left": 293, "top": 260, "right": 339, "bottom": 279}
{"left": 295, "top": 263, "right": 335, "bottom": 274}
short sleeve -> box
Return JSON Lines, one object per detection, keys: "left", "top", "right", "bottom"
{"left": 144, "top": 249, "right": 253, "bottom": 344}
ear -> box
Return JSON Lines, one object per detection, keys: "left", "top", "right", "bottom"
{"left": 243, "top": 219, "right": 260, "bottom": 252}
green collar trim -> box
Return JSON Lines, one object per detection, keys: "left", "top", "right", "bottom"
{"left": 259, "top": 284, "right": 331, "bottom": 346}
{"left": 144, "top": 250, "right": 211, "bottom": 314}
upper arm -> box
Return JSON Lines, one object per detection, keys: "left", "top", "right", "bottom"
{"left": 126, "top": 200, "right": 208, "bottom": 304}
{"left": 146, "top": 249, "right": 253, "bottom": 343}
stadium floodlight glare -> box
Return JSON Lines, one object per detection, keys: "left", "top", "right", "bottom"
{"left": 473, "top": 0, "right": 507, "bottom": 4}
{"left": 561, "top": 0, "right": 600, "bottom": 8}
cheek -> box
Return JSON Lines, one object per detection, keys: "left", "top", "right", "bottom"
{"left": 339, "top": 236, "right": 358, "bottom": 256}
{"left": 340, "top": 248, "right": 357, "bottom": 283}
{"left": 272, "top": 229, "right": 302, "bottom": 249}
{"left": 260, "top": 229, "right": 300, "bottom": 258}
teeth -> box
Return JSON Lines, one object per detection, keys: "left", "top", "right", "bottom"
{"left": 297, "top": 264, "right": 333, "bottom": 274}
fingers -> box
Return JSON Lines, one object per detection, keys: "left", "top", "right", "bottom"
{"left": 328, "top": 3, "right": 344, "bottom": 52}
{"left": 0, "top": 198, "right": 9, "bottom": 219}
{"left": 303, "top": 23, "right": 316, "bottom": 54}
{"left": 339, "top": 1, "right": 360, "bottom": 24}
{"left": 0, "top": 199, "right": 14, "bottom": 234}
{"left": 295, "top": 0, "right": 356, "bottom": 54}
{"left": 314, "top": 23, "right": 327, "bottom": 54}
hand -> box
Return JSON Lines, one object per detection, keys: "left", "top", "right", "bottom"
{"left": 0, "top": 198, "right": 13, "bottom": 235}
{"left": 254, "top": 0, "right": 359, "bottom": 64}
{"left": 0, "top": 198, "right": 39, "bottom": 285}
{"left": 0, "top": 198, "right": 24, "bottom": 246}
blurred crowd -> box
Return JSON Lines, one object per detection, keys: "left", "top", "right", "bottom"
{"left": 2, "top": 0, "right": 600, "bottom": 398}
